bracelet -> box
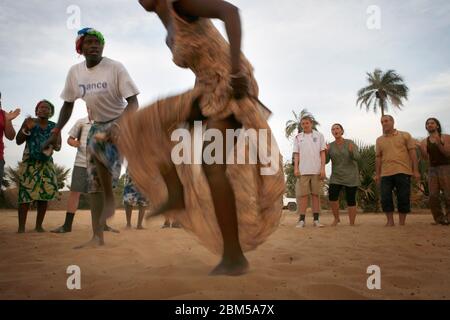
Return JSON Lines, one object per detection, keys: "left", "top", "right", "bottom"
{"left": 51, "top": 127, "right": 61, "bottom": 134}
{"left": 21, "top": 128, "right": 31, "bottom": 136}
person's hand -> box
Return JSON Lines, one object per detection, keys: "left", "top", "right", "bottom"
{"left": 294, "top": 168, "right": 300, "bottom": 177}
{"left": 348, "top": 142, "right": 354, "bottom": 153}
{"left": 230, "top": 72, "right": 249, "bottom": 100}
{"left": 5, "top": 108, "right": 20, "bottom": 121}
{"left": 320, "top": 168, "right": 326, "bottom": 180}
{"left": 72, "top": 140, "right": 81, "bottom": 148}
{"left": 23, "top": 117, "right": 36, "bottom": 131}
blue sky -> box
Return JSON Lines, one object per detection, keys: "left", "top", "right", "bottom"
{"left": 1, "top": 0, "right": 449, "bottom": 179}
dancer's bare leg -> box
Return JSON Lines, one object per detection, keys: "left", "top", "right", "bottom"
{"left": 204, "top": 117, "right": 248, "bottom": 276}
{"left": 94, "top": 158, "right": 115, "bottom": 231}
{"left": 148, "top": 167, "right": 185, "bottom": 217}
{"left": 74, "top": 192, "right": 104, "bottom": 249}
{"left": 330, "top": 201, "right": 340, "bottom": 226}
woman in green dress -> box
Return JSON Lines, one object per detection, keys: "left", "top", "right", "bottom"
{"left": 16, "top": 100, "right": 61, "bottom": 233}
{"left": 326, "top": 124, "right": 360, "bottom": 226}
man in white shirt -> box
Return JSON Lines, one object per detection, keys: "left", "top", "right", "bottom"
{"left": 44, "top": 28, "right": 139, "bottom": 247}
{"left": 51, "top": 111, "right": 119, "bottom": 234}
{"left": 293, "top": 116, "right": 326, "bottom": 228}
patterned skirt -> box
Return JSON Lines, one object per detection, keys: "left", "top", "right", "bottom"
{"left": 118, "top": 90, "right": 285, "bottom": 256}
{"left": 123, "top": 173, "right": 149, "bottom": 207}
{"left": 86, "top": 120, "right": 122, "bottom": 193}
{"left": 18, "top": 159, "right": 58, "bottom": 204}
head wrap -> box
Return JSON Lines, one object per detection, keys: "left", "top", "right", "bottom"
{"left": 75, "top": 27, "right": 105, "bottom": 54}
{"left": 35, "top": 99, "right": 55, "bottom": 118}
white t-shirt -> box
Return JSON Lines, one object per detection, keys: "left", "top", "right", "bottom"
{"left": 60, "top": 57, "right": 139, "bottom": 122}
{"left": 68, "top": 117, "right": 92, "bottom": 168}
{"left": 293, "top": 130, "right": 326, "bottom": 175}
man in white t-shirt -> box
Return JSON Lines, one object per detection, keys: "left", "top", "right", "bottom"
{"left": 293, "top": 116, "right": 326, "bottom": 228}
{"left": 44, "top": 28, "right": 139, "bottom": 248}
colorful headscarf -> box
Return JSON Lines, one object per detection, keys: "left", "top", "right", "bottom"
{"left": 75, "top": 27, "right": 105, "bottom": 54}
{"left": 35, "top": 99, "right": 55, "bottom": 118}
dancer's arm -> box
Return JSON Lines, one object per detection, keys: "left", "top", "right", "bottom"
{"left": 175, "top": 0, "right": 242, "bottom": 73}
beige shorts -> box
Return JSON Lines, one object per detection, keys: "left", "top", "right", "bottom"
{"left": 296, "top": 175, "right": 321, "bottom": 198}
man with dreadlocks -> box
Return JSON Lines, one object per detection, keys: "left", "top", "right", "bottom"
{"left": 16, "top": 99, "right": 61, "bottom": 233}
{"left": 418, "top": 118, "right": 450, "bottom": 225}
{"left": 43, "top": 28, "right": 139, "bottom": 247}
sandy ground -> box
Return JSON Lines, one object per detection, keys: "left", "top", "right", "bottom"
{"left": 0, "top": 209, "right": 449, "bottom": 300}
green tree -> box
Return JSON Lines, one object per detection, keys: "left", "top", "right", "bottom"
{"left": 355, "top": 141, "right": 380, "bottom": 212}
{"left": 357, "top": 69, "right": 409, "bottom": 117}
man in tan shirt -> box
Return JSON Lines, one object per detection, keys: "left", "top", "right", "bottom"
{"left": 375, "top": 115, "right": 420, "bottom": 226}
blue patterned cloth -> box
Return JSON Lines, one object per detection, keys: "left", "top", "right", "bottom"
{"left": 123, "top": 171, "right": 149, "bottom": 207}
{"left": 86, "top": 120, "right": 122, "bottom": 193}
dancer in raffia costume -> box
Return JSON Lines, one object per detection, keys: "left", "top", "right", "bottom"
{"left": 119, "top": 0, "right": 285, "bottom": 275}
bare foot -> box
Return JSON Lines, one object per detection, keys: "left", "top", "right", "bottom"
{"left": 17, "top": 228, "right": 25, "bottom": 234}
{"left": 209, "top": 257, "right": 249, "bottom": 276}
{"left": 35, "top": 227, "right": 46, "bottom": 233}
{"left": 161, "top": 221, "right": 171, "bottom": 229}
{"left": 126, "top": 224, "right": 132, "bottom": 229}
{"left": 136, "top": 225, "right": 146, "bottom": 230}
{"left": 73, "top": 235, "right": 105, "bottom": 249}
{"left": 385, "top": 222, "right": 395, "bottom": 227}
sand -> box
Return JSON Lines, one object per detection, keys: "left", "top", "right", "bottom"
{"left": 0, "top": 209, "right": 449, "bottom": 300}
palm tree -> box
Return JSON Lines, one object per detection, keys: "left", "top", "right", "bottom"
{"left": 285, "top": 108, "right": 320, "bottom": 140}
{"left": 356, "top": 69, "right": 409, "bottom": 117}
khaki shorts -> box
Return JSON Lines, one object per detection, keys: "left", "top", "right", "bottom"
{"left": 296, "top": 175, "right": 321, "bottom": 197}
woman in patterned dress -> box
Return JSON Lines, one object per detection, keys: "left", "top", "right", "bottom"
{"left": 119, "top": 0, "right": 285, "bottom": 275}
{"left": 15, "top": 100, "right": 61, "bottom": 233}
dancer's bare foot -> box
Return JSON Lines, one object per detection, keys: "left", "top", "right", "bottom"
{"left": 126, "top": 224, "right": 132, "bottom": 229}
{"left": 34, "top": 227, "right": 46, "bottom": 233}
{"left": 385, "top": 222, "right": 395, "bottom": 227}
{"left": 17, "top": 228, "right": 25, "bottom": 234}
{"left": 171, "top": 221, "right": 182, "bottom": 229}
{"left": 73, "top": 235, "right": 104, "bottom": 249}
{"left": 136, "top": 225, "right": 146, "bottom": 230}
{"left": 209, "top": 257, "right": 249, "bottom": 276}
{"left": 331, "top": 218, "right": 340, "bottom": 226}
{"left": 161, "top": 220, "right": 171, "bottom": 228}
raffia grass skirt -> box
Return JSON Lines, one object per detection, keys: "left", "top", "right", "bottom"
{"left": 118, "top": 90, "right": 285, "bottom": 255}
